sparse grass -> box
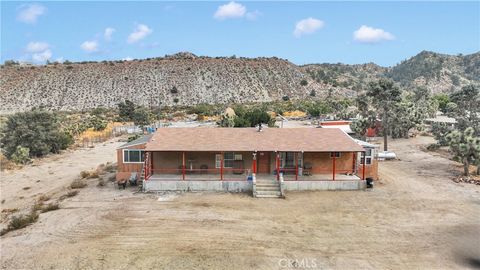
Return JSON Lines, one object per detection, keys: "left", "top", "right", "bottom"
{"left": 59, "top": 190, "right": 79, "bottom": 201}
{"left": 33, "top": 201, "right": 44, "bottom": 212}
{"left": 1, "top": 211, "right": 39, "bottom": 236}
{"left": 40, "top": 203, "right": 60, "bottom": 213}
{"left": 70, "top": 180, "right": 87, "bottom": 189}
{"left": 1, "top": 208, "right": 18, "bottom": 214}
{"left": 38, "top": 194, "right": 50, "bottom": 202}
{"left": 66, "top": 190, "right": 79, "bottom": 197}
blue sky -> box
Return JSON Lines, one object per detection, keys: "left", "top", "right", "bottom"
{"left": 1, "top": 1, "right": 479, "bottom": 66}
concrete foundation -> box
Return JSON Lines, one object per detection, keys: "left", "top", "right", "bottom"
{"left": 144, "top": 180, "right": 253, "bottom": 192}
{"left": 283, "top": 180, "right": 366, "bottom": 191}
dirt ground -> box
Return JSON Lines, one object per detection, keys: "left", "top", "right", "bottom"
{"left": 1, "top": 136, "right": 479, "bottom": 270}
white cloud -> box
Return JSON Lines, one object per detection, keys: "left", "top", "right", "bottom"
{"left": 294, "top": 17, "right": 324, "bottom": 38}
{"left": 32, "top": 49, "right": 52, "bottom": 62}
{"left": 104, "top": 27, "right": 115, "bottom": 41}
{"left": 353, "top": 25, "right": 395, "bottom": 43}
{"left": 80, "top": 40, "right": 99, "bottom": 52}
{"left": 26, "top": 42, "right": 49, "bottom": 53}
{"left": 17, "top": 4, "right": 46, "bottom": 24}
{"left": 127, "top": 24, "right": 153, "bottom": 44}
{"left": 122, "top": 57, "right": 134, "bottom": 61}
{"left": 214, "top": 1, "right": 246, "bottom": 20}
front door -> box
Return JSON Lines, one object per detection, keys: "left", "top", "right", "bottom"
{"left": 257, "top": 152, "right": 270, "bottom": 174}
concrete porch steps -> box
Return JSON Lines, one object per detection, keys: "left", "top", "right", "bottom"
{"left": 254, "top": 179, "right": 283, "bottom": 198}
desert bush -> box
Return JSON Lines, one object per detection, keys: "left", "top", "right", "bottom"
{"left": 80, "top": 170, "right": 99, "bottom": 179}
{"left": 104, "top": 162, "right": 116, "bottom": 172}
{"left": 0, "top": 109, "right": 73, "bottom": 159}
{"left": 67, "top": 190, "right": 79, "bottom": 197}
{"left": 173, "top": 98, "right": 179, "bottom": 103}
{"left": 38, "top": 194, "right": 50, "bottom": 202}
{"left": 0, "top": 211, "right": 39, "bottom": 235}
{"left": 282, "top": 95, "right": 290, "bottom": 101}
{"left": 70, "top": 180, "right": 87, "bottom": 189}
{"left": 170, "top": 86, "right": 178, "bottom": 94}
{"left": 300, "top": 79, "right": 308, "bottom": 86}
{"left": 10, "top": 146, "right": 31, "bottom": 164}
{"left": 40, "top": 203, "right": 60, "bottom": 213}
{"left": 80, "top": 170, "right": 89, "bottom": 178}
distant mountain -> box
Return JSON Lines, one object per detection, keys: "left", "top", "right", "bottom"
{"left": 0, "top": 51, "right": 478, "bottom": 113}
{"left": 387, "top": 51, "right": 480, "bottom": 93}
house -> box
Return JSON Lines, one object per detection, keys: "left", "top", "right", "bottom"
{"left": 116, "top": 128, "right": 379, "bottom": 195}
{"left": 317, "top": 120, "right": 354, "bottom": 134}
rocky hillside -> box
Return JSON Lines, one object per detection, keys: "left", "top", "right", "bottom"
{"left": 0, "top": 51, "right": 478, "bottom": 113}
{"left": 386, "top": 51, "right": 480, "bottom": 93}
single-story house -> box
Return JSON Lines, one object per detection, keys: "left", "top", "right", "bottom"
{"left": 116, "top": 127, "right": 379, "bottom": 195}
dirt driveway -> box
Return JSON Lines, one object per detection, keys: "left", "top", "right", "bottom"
{"left": 1, "top": 136, "right": 479, "bottom": 269}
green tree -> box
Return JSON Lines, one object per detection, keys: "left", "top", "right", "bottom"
{"left": 0, "top": 109, "right": 73, "bottom": 159}
{"left": 445, "top": 127, "right": 480, "bottom": 176}
{"left": 366, "top": 79, "right": 402, "bottom": 151}
{"left": 118, "top": 100, "right": 136, "bottom": 121}
{"left": 132, "top": 107, "right": 153, "bottom": 128}
{"left": 433, "top": 93, "right": 450, "bottom": 113}
{"left": 448, "top": 85, "right": 480, "bottom": 134}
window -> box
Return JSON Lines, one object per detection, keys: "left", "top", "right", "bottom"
{"left": 330, "top": 152, "right": 341, "bottom": 158}
{"left": 123, "top": 149, "right": 145, "bottom": 163}
{"left": 280, "top": 152, "right": 295, "bottom": 168}
{"left": 223, "top": 152, "right": 234, "bottom": 168}
{"left": 360, "top": 148, "right": 373, "bottom": 165}
{"left": 215, "top": 152, "right": 235, "bottom": 168}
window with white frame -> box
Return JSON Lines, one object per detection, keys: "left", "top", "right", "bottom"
{"left": 330, "top": 152, "right": 341, "bottom": 158}
{"left": 360, "top": 148, "right": 374, "bottom": 165}
{"left": 215, "top": 152, "right": 235, "bottom": 168}
{"left": 123, "top": 149, "right": 145, "bottom": 163}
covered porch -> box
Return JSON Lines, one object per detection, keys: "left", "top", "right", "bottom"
{"left": 143, "top": 150, "right": 366, "bottom": 182}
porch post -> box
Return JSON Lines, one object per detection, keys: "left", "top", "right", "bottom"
{"left": 220, "top": 151, "right": 224, "bottom": 180}
{"left": 252, "top": 152, "right": 257, "bottom": 174}
{"left": 182, "top": 152, "right": 186, "bottom": 180}
{"left": 352, "top": 152, "right": 356, "bottom": 174}
{"left": 148, "top": 151, "right": 153, "bottom": 179}
{"left": 362, "top": 151, "right": 366, "bottom": 180}
{"left": 275, "top": 151, "right": 280, "bottom": 181}
{"left": 332, "top": 152, "right": 336, "bottom": 181}
{"left": 295, "top": 152, "right": 298, "bottom": 181}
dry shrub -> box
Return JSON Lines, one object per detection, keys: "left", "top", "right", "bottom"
{"left": 97, "top": 178, "right": 105, "bottom": 187}
{"left": 70, "top": 180, "right": 87, "bottom": 189}
{"left": 33, "top": 201, "right": 44, "bottom": 212}
{"left": 80, "top": 170, "right": 100, "bottom": 179}
{"left": 38, "top": 194, "right": 50, "bottom": 202}
{"left": 1, "top": 208, "right": 18, "bottom": 214}
{"left": 59, "top": 190, "right": 79, "bottom": 201}
{"left": 0, "top": 153, "right": 19, "bottom": 171}
{"left": 66, "top": 190, "right": 79, "bottom": 197}
{"left": 80, "top": 170, "right": 89, "bottom": 178}
{"left": 41, "top": 203, "right": 60, "bottom": 213}
{"left": 1, "top": 211, "right": 39, "bottom": 235}
{"left": 104, "top": 162, "right": 117, "bottom": 173}
{"left": 22, "top": 187, "right": 31, "bottom": 190}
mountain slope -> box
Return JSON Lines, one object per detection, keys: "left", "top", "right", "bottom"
{"left": 0, "top": 51, "right": 478, "bottom": 113}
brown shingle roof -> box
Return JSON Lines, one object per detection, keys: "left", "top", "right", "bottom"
{"left": 145, "top": 128, "right": 364, "bottom": 152}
